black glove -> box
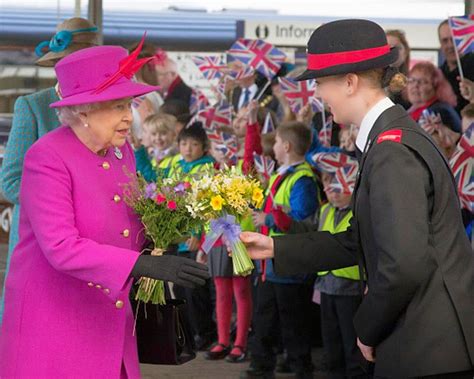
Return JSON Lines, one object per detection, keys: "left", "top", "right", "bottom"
{"left": 131, "top": 255, "right": 210, "bottom": 288}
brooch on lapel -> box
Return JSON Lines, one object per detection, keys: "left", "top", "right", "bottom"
{"left": 114, "top": 147, "right": 123, "bottom": 160}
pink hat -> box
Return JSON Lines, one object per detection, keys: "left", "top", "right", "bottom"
{"left": 50, "top": 38, "right": 160, "bottom": 108}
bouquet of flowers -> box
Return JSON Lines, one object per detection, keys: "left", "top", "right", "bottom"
{"left": 123, "top": 173, "right": 202, "bottom": 305}
{"left": 186, "top": 166, "right": 264, "bottom": 276}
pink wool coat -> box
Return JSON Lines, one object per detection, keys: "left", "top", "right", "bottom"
{"left": 0, "top": 126, "right": 145, "bottom": 378}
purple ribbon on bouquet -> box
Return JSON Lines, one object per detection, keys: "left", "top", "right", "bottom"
{"left": 201, "top": 214, "right": 241, "bottom": 254}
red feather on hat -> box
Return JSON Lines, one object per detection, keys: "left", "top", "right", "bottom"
{"left": 93, "top": 33, "right": 154, "bottom": 94}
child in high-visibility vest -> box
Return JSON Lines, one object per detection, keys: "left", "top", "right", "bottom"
{"left": 167, "top": 121, "right": 214, "bottom": 179}
{"left": 264, "top": 150, "right": 364, "bottom": 378}
{"left": 313, "top": 171, "right": 366, "bottom": 378}
{"left": 134, "top": 113, "right": 179, "bottom": 181}
{"left": 243, "top": 121, "right": 319, "bottom": 379}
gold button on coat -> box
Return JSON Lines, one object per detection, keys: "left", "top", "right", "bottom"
{"left": 122, "top": 229, "right": 130, "bottom": 238}
{"left": 115, "top": 300, "right": 124, "bottom": 309}
{"left": 102, "top": 162, "right": 110, "bottom": 170}
{"left": 95, "top": 284, "right": 102, "bottom": 289}
{"left": 87, "top": 282, "right": 94, "bottom": 287}
{"left": 113, "top": 194, "right": 121, "bottom": 203}
{"left": 104, "top": 288, "right": 110, "bottom": 294}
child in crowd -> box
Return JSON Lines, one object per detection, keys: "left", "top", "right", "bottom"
{"left": 170, "top": 122, "right": 217, "bottom": 351}
{"left": 276, "top": 150, "right": 367, "bottom": 377}
{"left": 135, "top": 113, "right": 179, "bottom": 182}
{"left": 201, "top": 101, "right": 264, "bottom": 363}
{"left": 312, "top": 157, "right": 366, "bottom": 378}
{"left": 243, "top": 122, "right": 319, "bottom": 379}
{"left": 168, "top": 121, "right": 214, "bottom": 177}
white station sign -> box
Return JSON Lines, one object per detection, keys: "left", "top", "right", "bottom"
{"left": 242, "top": 19, "right": 442, "bottom": 51}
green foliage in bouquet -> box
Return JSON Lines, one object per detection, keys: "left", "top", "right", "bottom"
{"left": 122, "top": 172, "right": 203, "bottom": 304}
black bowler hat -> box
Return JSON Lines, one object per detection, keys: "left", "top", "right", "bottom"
{"left": 297, "top": 19, "right": 399, "bottom": 81}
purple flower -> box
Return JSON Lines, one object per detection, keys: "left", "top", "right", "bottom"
{"left": 174, "top": 182, "right": 186, "bottom": 194}
{"left": 162, "top": 186, "right": 172, "bottom": 195}
{"left": 145, "top": 183, "right": 157, "bottom": 199}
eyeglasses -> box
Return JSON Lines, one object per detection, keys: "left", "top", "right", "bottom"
{"left": 407, "top": 78, "right": 430, "bottom": 86}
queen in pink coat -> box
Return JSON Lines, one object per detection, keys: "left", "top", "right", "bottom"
{"left": 0, "top": 42, "right": 209, "bottom": 378}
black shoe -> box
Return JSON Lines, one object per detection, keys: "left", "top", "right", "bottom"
{"left": 226, "top": 346, "right": 247, "bottom": 363}
{"left": 239, "top": 368, "right": 275, "bottom": 379}
{"left": 204, "top": 343, "right": 231, "bottom": 360}
{"left": 194, "top": 335, "right": 213, "bottom": 351}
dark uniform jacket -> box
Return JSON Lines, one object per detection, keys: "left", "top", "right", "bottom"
{"left": 165, "top": 76, "right": 192, "bottom": 107}
{"left": 273, "top": 105, "right": 474, "bottom": 378}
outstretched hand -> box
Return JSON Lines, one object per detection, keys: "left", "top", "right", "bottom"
{"left": 240, "top": 232, "right": 275, "bottom": 260}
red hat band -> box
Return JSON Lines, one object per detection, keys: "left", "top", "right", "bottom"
{"left": 307, "top": 44, "right": 391, "bottom": 71}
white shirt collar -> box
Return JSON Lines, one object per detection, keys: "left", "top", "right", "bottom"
{"left": 238, "top": 84, "right": 258, "bottom": 109}
{"left": 277, "top": 160, "right": 305, "bottom": 175}
{"left": 355, "top": 97, "right": 395, "bottom": 152}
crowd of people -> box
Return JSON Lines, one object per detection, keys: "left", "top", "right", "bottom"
{"left": 0, "top": 14, "right": 472, "bottom": 379}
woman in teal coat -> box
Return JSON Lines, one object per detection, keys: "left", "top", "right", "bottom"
{"left": 0, "top": 17, "right": 99, "bottom": 322}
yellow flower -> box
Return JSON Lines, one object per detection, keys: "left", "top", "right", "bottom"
{"left": 252, "top": 188, "right": 264, "bottom": 207}
{"left": 210, "top": 195, "right": 225, "bottom": 211}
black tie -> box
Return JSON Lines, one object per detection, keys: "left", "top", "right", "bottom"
{"left": 242, "top": 88, "right": 251, "bottom": 108}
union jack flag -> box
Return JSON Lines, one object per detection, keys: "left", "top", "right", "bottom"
{"left": 227, "top": 38, "right": 286, "bottom": 79}
{"left": 449, "top": 15, "right": 474, "bottom": 55}
{"left": 191, "top": 55, "right": 227, "bottom": 81}
{"left": 329, "top": 163, "right": 359, "bottom": 195}
{"left": 312, "top": 152, "right": 357, "bottom": 174}
{"left": 195, "top": 101, "right": 232, "bottom": 132}
{"left": 214, "top": 75, "right": 232, "bottom": 102}
{"left": 253, "top": 153, "right": 276, "bottom": 180}
{"left": 228, "top": 65, "right": 255, "bottom": 80}
{"left": 449, "top": 123, "right": 474, "bottom": 212}
{"left": 189, "top": 89, "right": 210, "bottom": 115}
{"left": 318, "top": 115, "right": 334, "bottom": 147}
{"left": 194, "top": 101, "right": 238, "bottom": 161}
{"left": 278, "top": 77, "right": 322, "bottom": 114}
{"left": 310, "top": 97, "right": 324, "bottom": 114}
{"left": 214, "top": 132, "right": 240, "bottom": 163}
{"left": 262, "top": 112, "right": 275, "bottom": 134}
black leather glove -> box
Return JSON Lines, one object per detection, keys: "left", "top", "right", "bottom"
{"left": 131, "top": 255, "right": 210, "bottom": 288}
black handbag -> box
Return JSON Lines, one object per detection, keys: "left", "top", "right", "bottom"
{"left": 130, "top": 285, "right": 196, "bottom": 365}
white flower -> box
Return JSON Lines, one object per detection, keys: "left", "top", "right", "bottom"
{"left": 210, "top": 181, "right": 221, "bottom": 193}
{"left": 186, "top": 205, "right": 197, "bottom": 218}
{"left": 222, "top": 177, "right": 233, "bottom": 186}
{"left": 199, "top": 176, "right": 213, "bottom": 190}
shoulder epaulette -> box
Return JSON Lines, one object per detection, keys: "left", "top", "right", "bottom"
{"left": 376, "top": 129, "right": 403, "bottom": 144}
